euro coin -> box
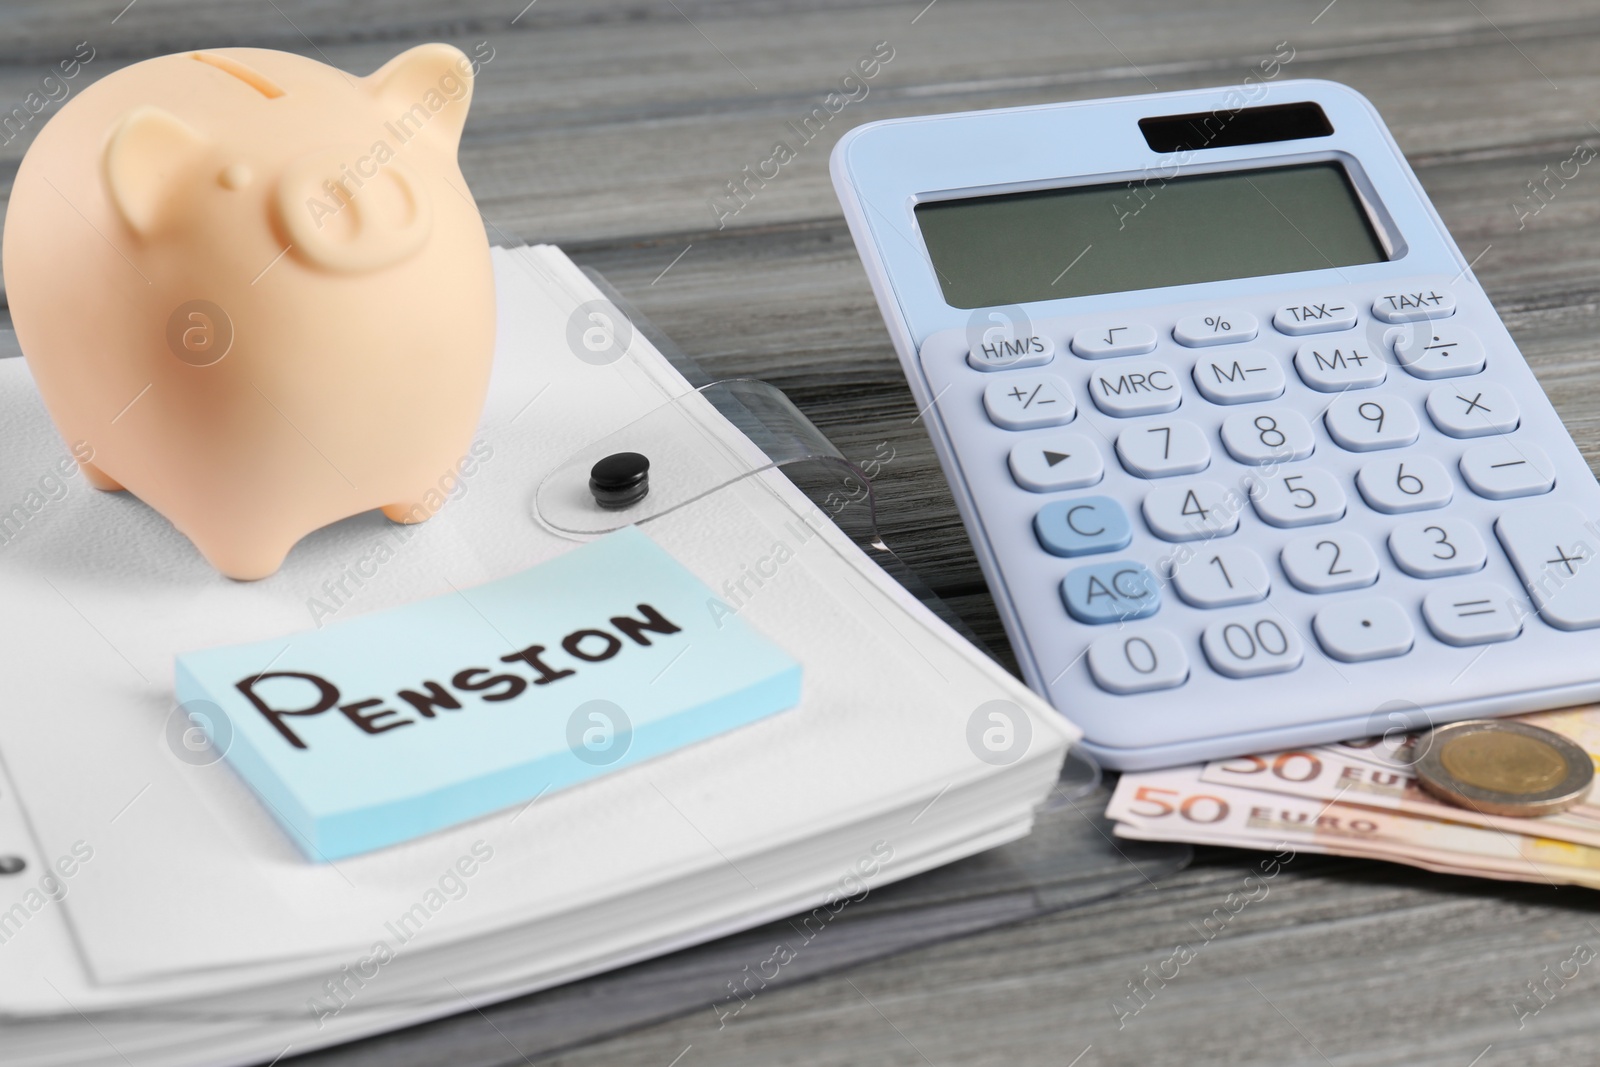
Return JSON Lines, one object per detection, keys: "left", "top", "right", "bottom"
{"left": 1414, "top": 719, "right": 1594, "bottom": 817}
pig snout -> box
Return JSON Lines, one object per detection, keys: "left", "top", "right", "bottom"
{"left": 275, "top": 145, "right": 432, "bottom": 272}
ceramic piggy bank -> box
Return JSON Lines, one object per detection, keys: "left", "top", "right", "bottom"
{"left": 2, "top": 44, "right": 496, "bottom": 579}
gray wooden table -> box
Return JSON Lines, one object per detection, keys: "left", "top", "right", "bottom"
{"left": 8, "top": 0, "right": 1600, "bottom": 1063}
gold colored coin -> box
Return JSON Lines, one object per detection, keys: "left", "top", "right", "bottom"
{"left": 1414, "top": 720, "right": 1594, "bottom": 818}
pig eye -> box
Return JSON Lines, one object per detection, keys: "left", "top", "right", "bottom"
{"left": 218, "top": 163, "right": 252, "bottom": 191}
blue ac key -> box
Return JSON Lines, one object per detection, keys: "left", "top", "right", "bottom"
{"left": 1061, "top": 561, "right": 1161, "bottom": 624}
{"left": 1034, "top": 496, "right": 1131, "bottom": 557}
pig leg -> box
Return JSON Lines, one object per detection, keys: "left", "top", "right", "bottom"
{"left": 381, "top": 501, "right": 434, "bottom": 524}
{"left": 79, "top": 460, "right": 124, "bottom": 492}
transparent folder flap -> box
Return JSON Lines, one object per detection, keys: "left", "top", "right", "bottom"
{"left": 535, "top": 377, "right": 877, "bottom": 544}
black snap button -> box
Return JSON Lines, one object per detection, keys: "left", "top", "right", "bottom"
{"left": 589, "top": 452, "right": 650, "bottom": 509}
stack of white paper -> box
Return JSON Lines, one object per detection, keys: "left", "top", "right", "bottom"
{"left": 0, "top": 245, "right": 1078, "bottom": 1066}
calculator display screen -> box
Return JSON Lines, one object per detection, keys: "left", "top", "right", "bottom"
{"left": 914, "top": 162, "right": 1388, "bottom": 309}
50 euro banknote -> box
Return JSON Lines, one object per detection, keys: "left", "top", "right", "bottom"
{"left": 1108, "top": 765, "right": 1600, "bottom": 888}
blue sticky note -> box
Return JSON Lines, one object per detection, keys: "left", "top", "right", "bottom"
{"left": 175, "top": 527, "right": 802, "bottom": 861}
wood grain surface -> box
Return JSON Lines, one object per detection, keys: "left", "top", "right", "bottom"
{"left": 8, "top": 1, "right": 1600, "bottom": 1064}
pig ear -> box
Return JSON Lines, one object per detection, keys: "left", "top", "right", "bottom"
{"left": 366, "top": 43, "right": 474, "bottom": 153}
{"left": 103, "top": 106, "right": 209, "bottom": 236}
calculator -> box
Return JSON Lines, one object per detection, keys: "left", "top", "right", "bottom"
{"left": 830, "top": 80, "right": 1600, "bottom": 770}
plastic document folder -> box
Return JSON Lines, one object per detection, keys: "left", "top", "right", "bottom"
{"left": 0, "top": 245, "right": 1083, "bottom": 1067}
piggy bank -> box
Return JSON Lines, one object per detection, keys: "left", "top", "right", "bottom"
{"left": 2, "top": 44, "right": 496, "bottom": 579}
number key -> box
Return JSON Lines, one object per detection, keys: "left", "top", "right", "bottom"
{"left": 1357, "top": 456, "right": 1453, "bottom": 513}
{"left": 1170, "top": 546, "right": 1270, "bottom": 607}
{"left": 1087, "top": 628, "right": 1189, "bottom": 694}
{"left": 1115, "top": 419, "right": 1210, "bottom": 478}
{"left": 1142, "top": 480, "right": 1239, "bottom": 542}
{"left": 1280, "top": 532, "right": 1380, "bottom": 593}
{"left": 1249, "top": 469, "right": 1347, "bottom": 528}
{"left": 1388, "top": 517, "right": 1487, "bottom": 578}
{"left": 1220, "top": 408, "right": 1315, "bottom": 464}
{"left": 1201, "top": 611, "right": 1304, "bottom": 678}
{"left": 1324, "top": 393, "right": 1420, "bottom": 452}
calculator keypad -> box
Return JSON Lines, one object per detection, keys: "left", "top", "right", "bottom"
{"left": 1387, "top": 517, "right": 1487, "bottom": 578}
{"left": 1191, "top": 350, "right": 1285, "bottom": 404}
{"left": 1355, "top": 456, "right": 1453, "bottom": 513}
{"left": 1072, "top": 323, "right": 1157, "bottom": 359}
{"left": 1394, "top": 323, "right": 1485, "bottom": 380}
{"left": 1086, "top": 360, "right": 1181, "bottom": 416}
{"left": 1460, "top": 440, "right": 1555, "bottom": 499}
{"left": 1142, "top": 481, "right": 1238, "bottom": 541}
{"left": 1034, "top": 497, "right": 1130, "bottom": 557}
{"left": 1201, "top": 611, "right": 1303, "bottom": 677}
{"left": 1427, "top": 383, "right": 1519, "bottom": 438}
{"left": 1115, "top": 420, "right": 1210, "bottom": 478}
{"left": 1324, "top": 393, "right": 1420, "bottom": 452}
{"left": 1008, "top": 433, "right": 1103, "bottom": 492}
{"left": 1312, "top": 597, "right": 1414, "bottom": 662}
{"left": 919, "top": 272, "right": 1600, "bottom": 745}
{"left": 1170, "top": 546, "right": 1270, "bottom": 608}
{"left": 1274, "top": 299, "right": 1358, "bottom": 335}
{"left": 1061, "top": 561, "right": 1161, "bottom": 623}
{"left": 1250, "top": 469, "right": 1347, "bottom": 528}
{"left": 1280, "top": 532, "right": 1380, "bottom": 593}
{"left": 1174, "top": 311, "right": 1259, "bottom": 347}
{"left": 1088, "top": 628, "right": 1189, "bottom": 693}
{"left": 984, "top": 375, "right": 1075, "bottom": 429}
{"left": 1294, "top": 339, "right": 1386, "bottom": 392}
{"left": 1220, "top": 408, "right": 1315, "bottom": 464}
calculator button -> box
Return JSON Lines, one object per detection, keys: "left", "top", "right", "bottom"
{"left": 967, "top": 332, "right": 1055, "bottom": 372}
{"left": 1426, "top": 383, "right": 1520, "bottom": 439}
{"left": 1495, "top": 502, "right": 1600, "bottom": 630}
{"left": 1422, "top": 583, "right": 1524, "bottom": 646}
{"left": 1191, "top": 350, "right": 1285, "bottom": 405}
{"left": 1293, "top": 339, "right": 1386, "bottom": 392}
{"left": 1460, "top": 440, "right": 1555, "bottom": 499}
{"left": 1034, "top": 497, "right": 1131, "bottom": 557}
{"left": 1086, "top": 360, "right": 1181, "bottom": 417}
{"left": 1393, "top": 323, "right": 1485, "bottom": 380}
{"left": 1372, "top": 288, "right": 1456, "bottom": 323}
{"left": 1061, "top": 561, "right": 1161, "bottom": 624}
{"left": 1142, "top": 481, "right": 1239, "bottom": 542}
{"left": 1115, "top": 420, "right": 1210, "bottom": 478}
{"left": 1088, "top": 629, "right": 1189, "bottom": 694}
{"left": 1324, "top": 393, "right": 1420, "bottom": 452}
{"left": 1249, "top": 469, "right": 1347, "bottom": 528}
{"left": 1173, "top": 311, "right": 1259, "bottom": 347}
{"left": 1312, "top": 597, "right": 1414, "bottom": 663}
{"left": 1273, "top": 300, "right": 1358, "bottom": 335}
{"left": 1387, "top": 517, "right": 1487, "bottom": 578}
{"left": 1201, "top": 611, "right": 1304, "bottom": 678}
{"left": 1220, "top": 408, "right": 1315, "bottom": 465}
{"left": 983, "top": 375, "right": 1076, "bottom": 430}
{"left": 1071, "top": 323, "right": 1158, "bottom": 359}
{"left": 1008, "top": 433, "right": 1103, "bottom": 492}
{"left": 1171, "top": 546, "right": 1270, "bottom": 607}
{"left": 1280, "top": 532, "right": 1381, "bottom": 593}
{"left": 1356, "top": 456, "right": 1453, "bottom": 514}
